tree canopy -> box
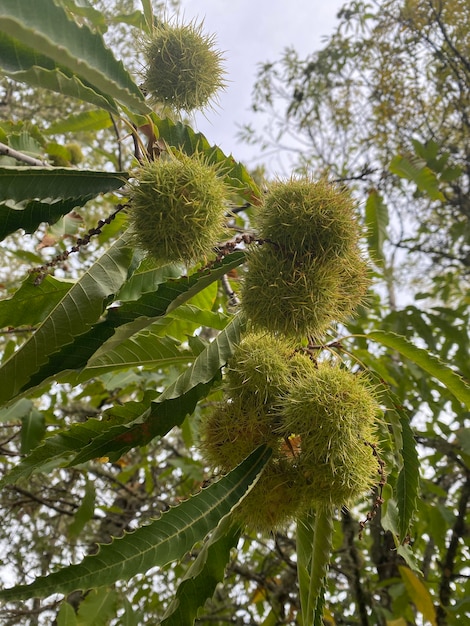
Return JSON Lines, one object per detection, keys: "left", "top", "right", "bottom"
{"left": 0, "top": 1, "right": 469, "bottom": 625}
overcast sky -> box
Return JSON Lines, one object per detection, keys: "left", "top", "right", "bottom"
{"left": 177, "top": 0, "right": 345, "bottom": 174}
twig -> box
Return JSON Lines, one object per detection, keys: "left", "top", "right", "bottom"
{"left": 342, "top": 509, "right": 371, "bottom": 626}
{"left": 109, "top": 114, "right": 123, "bottom": 171}
{"left": 0, "top": 326, "right": 36, "bottom": 334}
{"left": 359, "top": 442, "right": 387, "bottom": 539}
{"left": 221, "top": 274, "right": 240, "bottom": 307}
{"left": 0, "top": 141, "right": 47, "bottom": 166}
{"left": 227, "top": 202, "right": 252, "bottom": 216}
{"left": 205, "top": 233, "right": 280, "bottom": 270}
{"left": 393, "top": 240, "right": 470, "bottom": 267}
{"left": 88, "top": 466, "right": 147, "bottom": 501}
{"left": 30, "top": 204, "right": 127, "bottom": 284}
{"left": 8, "top": 485, "right": 78, "bottom": 517}
{"left": 436, "top": 473, "right": 470, "bottom": 624}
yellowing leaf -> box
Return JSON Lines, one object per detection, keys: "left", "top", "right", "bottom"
{"left": 251, "top": 586, "right": 268, "bottom": 604}
{"left": 323, "top": 607, "right": 336, "bottom": 625}
{"left": 386, "top": 619, "right": 407, "bottom": 626}
{"left": 399, "top": 566, "right": 437, "bottom": 626}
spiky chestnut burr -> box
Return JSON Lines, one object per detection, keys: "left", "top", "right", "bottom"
{"left": 258, "top": 178, "right": 361, "bottom": 260}
{"left": 199, "top": 398, "right": 305, "bottom": 531}
{"left": 200, "top": 398, "right": 277, "bottom": 470}
{"left": 234, "top": 461, "right": 306, "bottom": 532}
{"left": 224, "top": 332, "right": 293, "bottom": 407}
{"left": 241, "top": 245, "right": 369, "bottom": 340}
{"left": 142, "top": 19, "right": 225, "bottom": 112}
{"left": 129, "top": 152, "right": 227, "bottom": 264}
{"left": 200, "top": 333, "right": 295, "bottom": 470}
{"left": 278, "top": 362, "right": 381, "bottom": 507}
{"left": 199, "top": 333, "right": 306, "bottom": 531}
{"left": 200, "top": 346, "right": 381, "bottom": 530}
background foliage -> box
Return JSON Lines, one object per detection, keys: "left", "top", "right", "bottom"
{"left": 0, "top": 1, "right": 468, "bottom": 625}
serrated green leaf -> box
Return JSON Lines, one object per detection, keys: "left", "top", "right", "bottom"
{"left": 9, "top": 130, "right": 42, "bottom": 156}
{"left": 367, "top": 331, "right": 470, "bottom": 407}
{"left": 0, "top": 398, "right": 33, "bottom": 423}
{"left": 68, "top": 480, "right": 96, "bottom": 540}
{"left": 389, "top": 154, "right": 444, "bottom": 201}
{"left": 297, "top": 508, "right": 332, "bottom": 626}
{"left": 0, "top": 29, "right": 118, "bottom": 113}
{"left": 115, "top": 258, "right": 181, "bottom": 302}
{"left": 161, "top": 515, "right": 241, "bottom": 625}
{"left": 396, "top": 411, "right": 420, "bottom": 540}
{"left": 78, "top": 252, "right": 243, "bottom": 363}
{"left": 151, "top": 314, "right": 243, "bottom": 404}
{"left": 58, "top": 0, "right": 108, "bottom": 32}
{"left": 0, "top": 231, "right": 136, "bottom": 405}
{"left": 76, "top": 329, "right": 193, "bottom": 379}
{"left": 0, "top": 0, "right": 149, "bottom": 113}
{"left": 397, "top": 544, "right": 423, "bottom": 574}
{"left": 0, "top": 375, "right": 210, "bottom": 480}
{"left": 0, "top": 29, "right": 56, "bottom": 73}
{"left": 15, "top": 252, "right": 245, "bottom": 395}
{"left": 97, "top": 379, "right": 216, "bottom": 462}
{"left": 0, "top": 446, "right": 271, "bottom": 601}
{"left": 0, "top": 166, "right": 127, "bottom": 203}
{"left": 412, "top": 138, "right": 439, "bottom": 161}
{"left": 76, "top": 588, "right": 118, "bottom": 626}
{"left": 365, "top": 189, "right": 389, "bottom": 264}
{"left": 0, "top": 197, "right": 93, "bottom": 240}
{"left": 7, "top": 66, "right": 118, "bottom": 113}
{"left": 45, "top": 110, "right": 113, "bottom": 135}
{"left": 56, "top": 601, "right": 78, "bottom": 626}
{"left": 0, "top": 414, "right": 132, "bottom": 487}
{"left": 21, "top": 407, "right": 46, "bottom": 454}
{"left": 0, "top": 315, "right": 241, "bottom": 481}
{"left": 440, "top": 164, "right": 462, "bottom": 182}
{"left": 106, "top": 251, "right": 245, "bottom": 335}
{"left": 0, "top": 275, "right": 72, "bottom": 328}
{"left": 111, "top": 11, "right": 146, "bottom": 29}
{"left": 399, "top": 567, "right": 437, "bottom": 626}
{"left": 381, "top": 493, "right": 400, "bottom": 536}
{"left": 170, "top": 304, "right": 229, "bottom": 331}
{"left": 71, "top": 314, "right": 244, "bottom": 464}
{"left": 0, "top": 286, "right": 243, "bottom": 485}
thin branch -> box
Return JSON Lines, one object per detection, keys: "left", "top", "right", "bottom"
{"left": 131, "top": 123, "right": 143, "bottom": 163}
{"left": 330, "top": 167, "right": 377, "bottom": 184}
{"left": 8, "top": 485, "right": 78, "bottom": 517}
{"left": 109, "top": 113, "right": 123, "bottom": 171}
{"left": 226, "top": 202, "right": 252, "bottom": 216}
{"left": 0, "top": 326, "right": 37, "bottom": 335}
{"left": 436, "top": 473, "right": 470, "bottom": 625}
{"left": 393, "top": 240, "right": 470, "bottom": 268}
{"left": 342, "top": 510, "right": 370, "bottom": 626}
{"left": 30, "top": 203, "right": 127, "bottom": 284}
{"left": 221, "top": 274, "right": 240, "bottom": 307}
{"left": 88, "top": 466, "right": 146, "bottom": 500}
{"left": 416, "top": 435, "right": 469, "bottom": 472}
{"left": 0, "top": 142, "right": 47, "bottom": 166}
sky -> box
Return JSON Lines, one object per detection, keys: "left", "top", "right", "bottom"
{"left": 177, "top": 0, "right": 345, "bottom": 174}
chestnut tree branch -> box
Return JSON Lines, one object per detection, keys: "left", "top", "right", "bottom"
{"left": 0, "top": 141, "right": 47, "bottom": 166}
{"left": 436, "top": 473, "right": 470, "bottom": 624}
